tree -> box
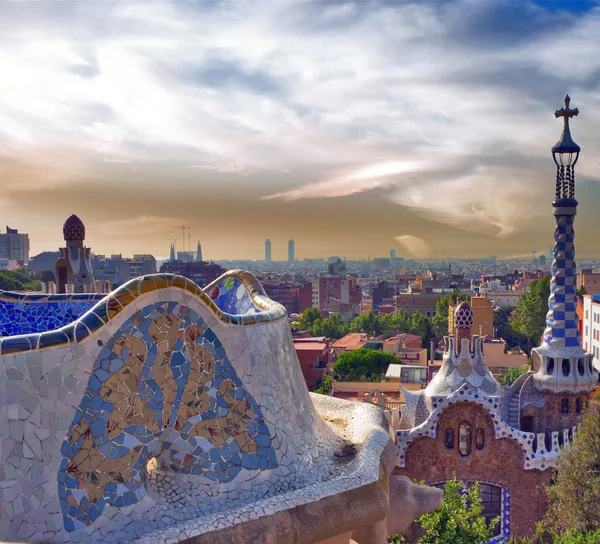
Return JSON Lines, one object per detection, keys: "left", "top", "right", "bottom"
{"left": 512, "top": 276, "right": 550, "bottom": 354}
{"left": 313, "top": 374, "right": 332, "bottom": 395}
{"left": 497, "top": 363, "right": 530, "bottom": 386}
{"left": 541, "top": 405, "right": 600, "bottom": 536}
{"left": 417, "top": 476, "right": 498, "bottom": 544}
{"left": 577, "top": 285, "right": 588, "bottom": 297}
{"left": 333, "top": 348, "right": 399, "bottom": 382}
{"left": 0, "top": 270, "right": 41, "bottom": 292}
{"left": 298, "top": 308, "right": 322, "bottom": 331}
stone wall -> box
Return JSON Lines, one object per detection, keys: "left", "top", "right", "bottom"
{"left": 395, "top": 402, "right": 551, "bottom": 541}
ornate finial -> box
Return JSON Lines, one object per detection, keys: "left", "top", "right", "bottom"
{"left": 552, "top": 94, "right": 580, "bottom": 154}
{"left": 454, "top": 302, "right": 473, "bottom": 353}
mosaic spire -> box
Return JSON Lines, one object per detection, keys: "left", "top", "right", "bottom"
{"left": 543, "top": 96, "right": 581, "bottom": 349}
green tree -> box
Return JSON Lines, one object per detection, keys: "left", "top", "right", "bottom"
{"left": 311, "top": 313, "right": 349, "bottom": 340}
{"left": 417, "top": 476, "right": 498, "bottom": 544}
{"left": 298, "top": 308, "right": 322, "bottom": 331}
{"left": 333, "top": 348, "right": 399, "bottom": 381}
{"left": 542, "top": 405, "right": 600, "bottom": 536}
{"left": 576, "top": 285, "right": 588, "bottom": 297}
{"left": 496, "top": 363, "right": 530, "bottom": 386}
{"left": 313, "top": 374, "right": 332, "bottom": 395}
{"left": 0, "top": 270, "right": 41, "bottom": 292}
{"left": 395, "top": 309, "right": 411, "bottom": 332}
{"left": 512, "top": 276, "right": 550, "bottom": 354}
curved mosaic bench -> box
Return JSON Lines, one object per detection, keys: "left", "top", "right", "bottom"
{"left": 0, "top": 271, "right": 399, "bottom": 543}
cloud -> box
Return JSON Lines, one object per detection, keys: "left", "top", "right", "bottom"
{"left": 394, "top": 235, "right": 431, "bottom": 259}
{"left": 99, "top": 216, "right": 182, "bottom": 237}
{"left": 1, "top": 0, "right": 600, "bottom": 257}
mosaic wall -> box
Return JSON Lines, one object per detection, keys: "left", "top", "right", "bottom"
{"left": 0, "top": 271, "right": 394, "bottom": 543}
{"left": 209, "top": 276, "right": 258, "bottom": 315}
{"left": 397, "top": 385, "right": 577, "bottom": 471}
{"left": 0, "top": 293, "right": 105, "bottom": 337}
{"left": 59, "top": 301, "right": 276, "bottom": 531}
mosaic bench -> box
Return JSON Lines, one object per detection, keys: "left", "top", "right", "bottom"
{"left": 0, "top": 271, "right": 419, "bottom": 543}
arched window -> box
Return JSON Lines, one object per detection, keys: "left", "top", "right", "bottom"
{"left": 576, "top": 398, "right": 582, "bottom": 415}
{"left": 561, "top": 399, "right": 569, "bottom": 417}
{"left": 445, "top": 428, "right": 454, "bottom": 449}
{"left": 547, "top": 357, "right": 554, "bottom": 374}
{"left": 562, "top": 359, "right": 571, "bottom": 377}
{"left": 476, "top": 428, "right": 484, "bottom": 450}
{"left": 459, "top": 422, "right": 471, "bottom": 456}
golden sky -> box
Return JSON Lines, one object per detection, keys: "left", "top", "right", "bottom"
{"left": 1, "top": 1, "right": 600, "bottom": 260}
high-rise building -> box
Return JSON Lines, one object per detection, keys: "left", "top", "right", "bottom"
{"left": 196, "top": 241, "right": 203, "bottom": 262}
{"left": 0, "top": 226, "right": 30, "bottom": 264}
{"left": 169, "top": 242, "right": 175, "bottom": 262}
{"left": 390, "top": 249, "right": 396, "bottom": 260}
{"left": 265, "top": 239, "right": 272, "bottom": 262}
{"left": 539, "top": 255, "right": 546, "bottom": 266}
{"left": 288, "top": 239, "right": 295, "bottom": 263}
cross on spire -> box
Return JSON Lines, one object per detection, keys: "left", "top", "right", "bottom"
{"left": 552, "top": 94, "right": 580, "bottom": 154}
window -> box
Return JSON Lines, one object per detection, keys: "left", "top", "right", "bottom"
{"left": 400, "top": 367, "right": 428, "bottom": 385}
{"left": 561, "top": 399, "right": 569, "bottom": 417}
{"left": 576, "top": 398, "right": 582, "bottom": 415}
{"left": 459, "top": 422, "right": 471, "bottom": 456}
{"left": 469, "top": 482, "right": 502, "bottom": 537}
{"left": 445, "top": 428, "right": 454, "bottom": 449}
{"left": 476, "top": 428, "right": 485, "bottom": 450}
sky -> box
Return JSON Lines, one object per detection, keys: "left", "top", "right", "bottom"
{"left": 1, "top": 0, "right": 600, "bottom": 261}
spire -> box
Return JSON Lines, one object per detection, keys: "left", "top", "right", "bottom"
{"left": 169, "top": 242, "right": 175, "bottom": 262}
{"left": 531, "top": 95, "right": 596, "bottom": 394}
{"left": 196, "top": 241, "right": 203, "bottom": 262}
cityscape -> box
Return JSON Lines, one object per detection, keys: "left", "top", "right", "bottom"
{"left": 1, "top": 2, "right": 600, "bottom": 544}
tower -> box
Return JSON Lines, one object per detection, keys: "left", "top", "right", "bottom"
{"left": 55, "top": 215, "right": 95, "bottom": 294}
{"left": 530, "top": 96, "right": 597, "bottom": 431}
{"left": 265, "top": 238, "right": 272, "bottom": 262}
{"left": 288, "top": 239, "right": 295, "bottom": 263}
{"left": 196, "top": 241, "right": 203, "bottom": 262}
{"left": 169, "top": 242, "right": 175, "bottom": 262}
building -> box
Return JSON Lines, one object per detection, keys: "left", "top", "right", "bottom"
{"left": 93, "top": 254, "right": 157, "bottom": 287}
{"left": 177, "top": 251, "right": 194, "bottom": 263}
{"left": 328, "top": 259, "right": 346, "bottom": 275}
{"left": 582, "top": 294, "right": 600, "bottom": 368}
{"left": 479, "top": 289, "right": 520, "bottom": 308}
{"left": 159, "top": 260, "right": 225, "bottom": 287}
{"left": 196, "top": 241, "right": 203, "bottom": 262}
{"left": 372, "top": 280, "right": 396, "bottom": 311}
{"left": 310, "top": 274, "right": 361, "bottom": 316}
{"left": 449, "top": 296, "right": 493, "bottom": 337}
{"left": 578, "top": 268, "right": 600, "bottom": 295}
{"left": 331, "top": 333, "right": 380, "bottom": 358}
{"left": 385, "top": 364, "right": 429, "bottom": 387}
{"left": 28, "top": 251, "right": 61, "bottom": 277}
{"left": 264, "top": 238, "right": 271, "bottom": 262}
{"left": 261, "top": 278, "right": 300, "bottom": 314}
{"left": 293, "top": 338, "right": 330, "bottom": 388}
{"left": 383, "top": 337, "right": 427, "bottom": 365}
{"left": 539, "top": 255, "right": 546, "bottom": 266}
{"left": 395, "top": 292, "right": 443, "bottom": 317}
{"left": 288, "top": 239, "right": 295, "bottom": 263}
{"left": 55, "top": 215, "right": 95, "bottom": 293}
{"left": 482, "top": 337, "right": 528, "bottom": 375}
{"left": 394, "top": 96, "right": 598, "bottom": 541}
{"left": 0, "top": 226, "right": 30, "bottom": 265}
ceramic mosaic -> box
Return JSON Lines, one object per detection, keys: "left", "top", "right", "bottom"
{"left": 59, "top": 301, "right": 277, "bottom": 531}
{"left": 0, "top": 293, "right": 105, "bottom": 337}
{"left": 209, "top": 276, "right": 258, "bottom": 315}
{"left": 0, "top": 270, "right": 393, "bottom": 543}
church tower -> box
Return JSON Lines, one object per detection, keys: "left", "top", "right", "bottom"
{"left": 55, "top": 215, "right": 95, "bottom": 293}
{"left": 530, "top": 96, "right": 597, "bottom": 432}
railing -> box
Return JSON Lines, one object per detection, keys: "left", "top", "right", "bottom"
{"left": 386, "top": 401, "right": 403, "bottom": 410}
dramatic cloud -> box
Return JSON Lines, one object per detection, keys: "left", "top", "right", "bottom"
{"left": 0, "top": 0, "right": 599, "bottom": 258}
{"left": 394, "top": 235, "right": 431, "bottom": 259}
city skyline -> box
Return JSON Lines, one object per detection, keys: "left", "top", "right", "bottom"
{"left": 3, "top": 1, "right": 600, "bottom": 260}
